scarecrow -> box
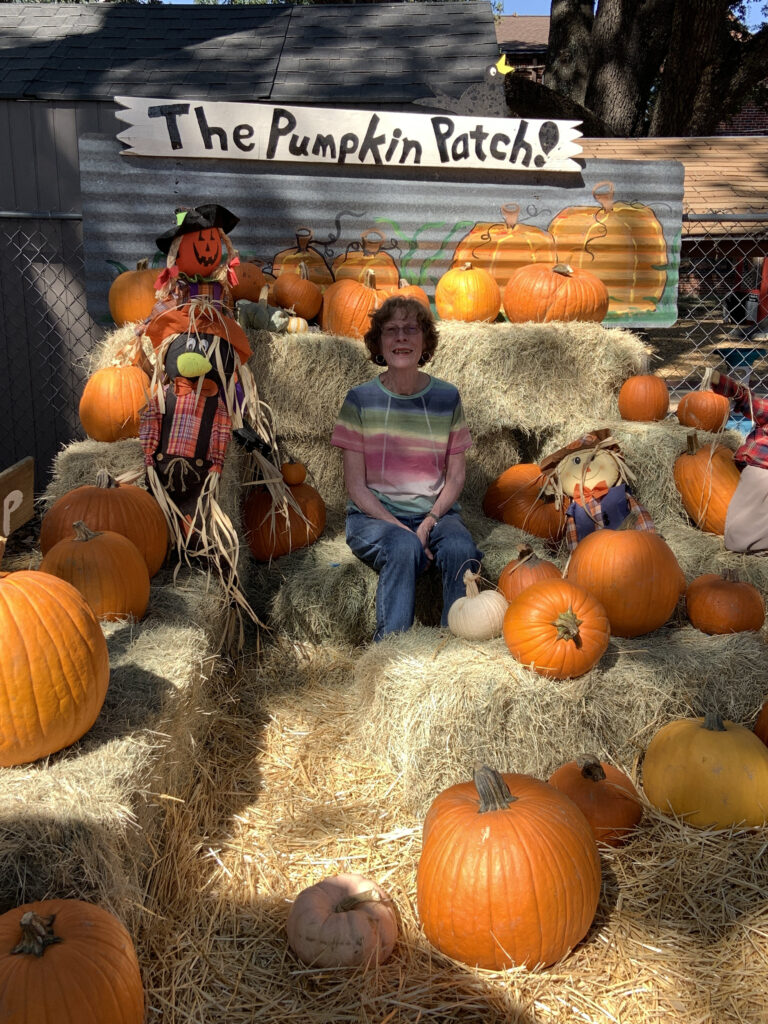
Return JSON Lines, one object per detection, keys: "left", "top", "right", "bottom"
{"left": 540, "top": 428, "right": 656, "bottom": 552}
{"left": 708, "top": 368, "right": 768, "bottom": 552}
{"left": 136, "top": 204, "right": 287, "bottom": 645}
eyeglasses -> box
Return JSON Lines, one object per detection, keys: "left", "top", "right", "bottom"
{"left": 381, "top": 323, "right": 422, "bottom": 339}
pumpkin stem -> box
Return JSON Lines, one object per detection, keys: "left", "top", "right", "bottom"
{"left": 686, "top": 431, "right": 700, "bottom": 455}
{"left": 136, "top": 258, "right": 149, "bottom": 271}
{"left": 501, "top": 203, "right": 520, "bottom": 228}
{"left": 722, "top": 568, "right": 739, "bottom": 583}
{"left": 703, "top": 712, "right": 727, "bottom": 732}
{"left": 553, "top": 263, "right": 574, "bottom": 277}
{"left": 576, "top": 755, "right": 607, "bottom": 782}
{"left": 618, "top": 509, "right": 642, "bottom": 531}
{"left": 474, "top": 763, "right": 519, "bottom": 812}
{"left": 72, "top": 520, "right": 101, "bottom": 543}
{"left": 592, "top": 180, "right": 615, "bottom": 212}
{"left": 95, "top": 468, "right": 119, "bottom": 490}
{"left": 334, "top": 889, "right": 389, "bottom": 913}
{"left": 462, "top": 568, "right": 481, "bottom": 599}
{"left": 555, "top": 608, "right": 583, "bottom": 646}
{"left": 295, "top": 227, "right": 312, "bottom": 251}
{"left": 0, "top": 535, "right": 6, "bottom": 565}
{"left": 364, "top": 268, "right": 377, "bottom": 290}
{"left": 11, "top": 912, "right": 62, "bottom": 958}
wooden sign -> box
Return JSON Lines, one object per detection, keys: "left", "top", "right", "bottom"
{"left": 116, "top": 97, "right": 583, "bottom": 174}
{"left": 0, "top": 457, "right": 34, "bottom": 538}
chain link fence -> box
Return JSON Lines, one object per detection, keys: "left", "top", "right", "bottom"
{"left": 0, "top": 224, "right": 105, "bottom": 490}
{"left": 2, "top": 212, "right": 768, "bottom": 490}
{"left": 665, "top": 212, "right": 768, "bottom": 396}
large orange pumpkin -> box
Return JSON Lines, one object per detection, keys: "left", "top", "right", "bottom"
{"left": 548, "top": 181, "right": 668, "bottom": 316}
{"left": 483, "top": 463, "right": 566, "bottom": 542}
{"left": 379, "top": 277, "right": 431, "bottom": 308}
{"left": 175, "top": 226, "right": 223, "bottom": 278}
{"left": 502, "top": 262, "right": 609, "bottom": 323}
{"left": 78, "top": 364, "right": 150, "bottom": 443}
{"left": 434, "top": 262, "right": 501, "bottom": 323}
{"left": 272, "top": 261, "right": 323, "bottom": 320}
{"left": 272, "top": 227, "right": 335, "bottom": 289}
{"left": 617, "top": 374, "right": 670, "bottom": 422}
{"left": 548, "top": 756, "right": 642, "bottom": 846}
{"left": 0, "top": 564, "right": 109, "bottom": 766}
{"left": 451, "top": 203, "right": 557, "bottom": 293}
{"left": 320, "top": 272, "right": 383, "bottom": 340}
{"left": 676, "top": 390, "right": 730, "bottom": 433}
{"left": 673, "top": 431, "right": 740, "bottom": 535}
{"left": 230, "top": 261, "right": 269, "bottom": 302}
{"left": 685, "top": 571, "right": 765, "bottom": 635}
{"left": 566, "top": 515, "right": 686, "bottom": 637}
{"left": 0, "top": 899, "right": 144, "bottom": 1024}
{"left": 39, "top": 521, "right": 151, "bottom": 622}
{"left": 497, "top": 544, "right": 561, "bottom": 603}
{"left": 40, "top": 469, "right": 168, "bottom": 577}
{"left": 503, "top": 578, "right": 610, "bottom": 679}
{"left": 244, "top": 474, "right": 326, "bottom": 561}
{"left": 332, "top": 228, "right": 400, "bottom": 288}
{"left": 107, "top": 260, "right": 156, "bottom": 326}
{"left": 416, "top": 764, "right": 601, "bottom": 970}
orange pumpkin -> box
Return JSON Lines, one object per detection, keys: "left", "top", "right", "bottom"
{"left": 548, "top": 181, "right": 668, "bottom": 317}
{"left": 617, "top": 374, "right": 670, "bottom": 422}
{"left": 272, "top": 262, "right": 323, "bottom": 320}
{"left": 503, "top": 578, "right": 610, "bottom": 679}
{"left": 230, "top": 261, "right": 269, "bottom": 302}
{"left": 280, "top": 462, "right": 307, "bottom": 486}
{"left": 676, "top": 391, "right": 730, "bottom": 433}
{"left": 320, "top": 271, "right": 383, "bottom": 340}
{"left": 435, "top": 262, "right": 501, "bottom": 323}
{"left": 332, "top": 228, "right": 400, "bottom": 288}
{"left": 108, "top": 260, "right": 156, "bottom": 326}
{"left": 416, "top": 764, "right": 601, "bottom": 970}
{"left": 379, "top": 278, "right": 431, "bottom": 308}
{"left": 39, "top": 521, "right": 151, "bottom": 622}
{"left": 754, "top": 700, "right": 768, "bottom": 746}
{"left": 673, "top": 431, "right": 740, "bottom": 535}
{"left": 244, "top": 475, "right": 326, "bottom": 561}
{"left": 685, "top": 571, "right": 765, "bottom": 635}
{"left": 502, "top": 262, "right": 609, "bottom": 323}
{"left": 451, "top": 203, "right": 557, "bottom": 292}
{"left": 483, "top": 463, "right": 566, "bottom": 542}
{"left": 0, "top": 565, "right": 109, "bottom": 766}
{"left": 566, "top": 516, "right": 686, "bottom": 637}
{"left": 0, "top": 899, "right": 144, "bottom": 1024}
{"left": 78, "top": 365, "right": 150, "bottom": 443}
{"left": 286, "top": 874, "right": 398, "bottom": 968}
{"left": 40, "top": 469, "right": 168, "bottom": 577}
{"left": 175, "top": 226, "right": 223, "bottom": 277}
{"left": 497, "top": 544, "right": 561, "bottom": 603}
{"left": 548, "top": 756, "right": 642, "bottom": 846}
{"left": 272, "top": 227, "right": 335, "bottom": 289}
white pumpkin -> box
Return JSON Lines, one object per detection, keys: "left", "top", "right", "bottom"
{"left": 447, "top": 569, "right": 508, "bottom": 640}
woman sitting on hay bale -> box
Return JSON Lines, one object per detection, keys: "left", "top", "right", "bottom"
{"left": 331, "top": 297, "right": 482, "bottom": 641}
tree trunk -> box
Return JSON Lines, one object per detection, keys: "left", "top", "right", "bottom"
{"left": 585, "top": 0, "right": 675, "bottom": 136}
{"left": 543, "top": 0, "right": 594, "bottom": 105}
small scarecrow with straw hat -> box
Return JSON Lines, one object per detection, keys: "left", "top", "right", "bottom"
{"left": 540, "top": 428, "right": 656, "bottom": 552}
{"left": 136, "top": 203, "right": 288, "bottom": 644}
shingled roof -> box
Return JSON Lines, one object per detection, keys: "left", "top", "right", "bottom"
{"left": 0, "top": 1, "right": 500, "bottom": 104}
{"left": 495, "top": 14, "right": 549, "bottom": 54}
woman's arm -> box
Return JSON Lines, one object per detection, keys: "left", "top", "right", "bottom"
{"left": 341, "top": 449, "right": 408, "bottom": 527}
{"left": 428, "top": 450, "right": 466, "bottom": 519}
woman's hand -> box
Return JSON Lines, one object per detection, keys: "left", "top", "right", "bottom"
{"left": 415, "top": 517, "right": 434, "bottom": 560}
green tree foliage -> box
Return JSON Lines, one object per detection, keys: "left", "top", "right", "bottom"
{"left": 506, "top": 0, "right": 768, "bottom": 137}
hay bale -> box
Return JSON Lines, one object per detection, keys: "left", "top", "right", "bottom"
{"left": 354, "top": 624, "right": 767, "bottom": 816}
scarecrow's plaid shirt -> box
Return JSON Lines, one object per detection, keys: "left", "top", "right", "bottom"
{"left": 563, "top": 492, "right": 656, "bottom": 552}
{"left": 140, "top": 389, "right": 230, "bottom": 473}
{"left": 712, "top": 373, "right": 768, "bottom": 469}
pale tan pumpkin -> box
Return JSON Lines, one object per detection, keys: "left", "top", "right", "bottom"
{"left": 447, "top": 568, "right": 508, "bottom": 640}
{"left": 286, "top": 873, "right": 398, "bottom": 968}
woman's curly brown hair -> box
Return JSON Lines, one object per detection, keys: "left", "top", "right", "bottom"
{"left": 364, "top": 296, "right": 440, "bottom": 365}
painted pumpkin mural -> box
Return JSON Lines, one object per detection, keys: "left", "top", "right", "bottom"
{"left": 548, "top": 181, "right": 668, "bottom": 318}
{"left": 272, "top": 227, "right": 335, "bottom": 289}
{"left": 451, "top": 203, "right": 557, "bottom": 292}
{"left": 332, "top": 227, "right": 400, "bottom": 288}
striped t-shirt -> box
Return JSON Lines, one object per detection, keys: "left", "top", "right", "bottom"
{"left": 331, "top": 375, "right": 473, "bottom": 515}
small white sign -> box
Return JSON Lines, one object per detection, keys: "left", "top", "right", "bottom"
{"left": 115, "top": 97, "right": 582, "bottom": 174}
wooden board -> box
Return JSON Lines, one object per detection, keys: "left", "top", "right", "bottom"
{"left": 0, "top": 457, "right": 34, "bottom": 537}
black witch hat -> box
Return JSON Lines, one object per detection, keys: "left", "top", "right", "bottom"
{"left": 156, "top": 204, "right": 239, "bottom": 255}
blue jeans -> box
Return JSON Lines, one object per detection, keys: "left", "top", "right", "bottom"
{"left": 346, "top": 509, "right": 483, "bottom": 641}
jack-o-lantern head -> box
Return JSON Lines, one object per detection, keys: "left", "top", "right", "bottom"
{"left": 175, "top": 228, "right": 224, "bottom": 278}
{"left": 540, "top": 428, "right": 631, "bottom": 504}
